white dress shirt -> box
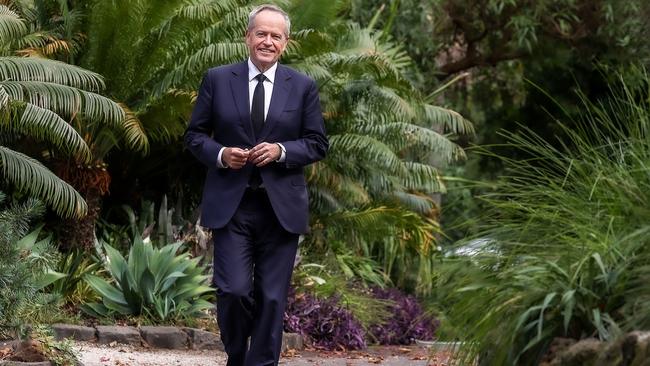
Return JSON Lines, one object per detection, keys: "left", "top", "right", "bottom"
{"left": 217, "top": 59, "right": 286, "bottom": 168}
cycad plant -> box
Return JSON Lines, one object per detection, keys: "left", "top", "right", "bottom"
{"left": 437, "top": 73, "right": 650, "bottom": 365}
{"left": 1, "top": 1, "right": 127, "bottom": 219}
{"left": 280, "top": 1, "right": 473, "bottom": 294}
{"left": 71, "top": 0, "right": 472, "bottom": 292}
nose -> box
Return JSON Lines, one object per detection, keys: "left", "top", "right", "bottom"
{"left": 263, "top": 34, "right": 273, "bottom": 44}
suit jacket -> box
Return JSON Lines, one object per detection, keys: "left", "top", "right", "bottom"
{"left": 184, "top": 61, "right": 328, "bottom": 234}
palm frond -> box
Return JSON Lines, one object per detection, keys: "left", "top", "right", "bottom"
{"left": 119, "top": 103, "right": 149, "bottom": 154}
{"left": 154, "top": 42, "right": 248, "bottom": 96}
{"left": 0, "top": 4, "right": 26, "bottom": 43}
{"left": 0, "top": 56, "right": 105, "bottom": 91}
{"left": 328, "top": 134, "right": 405, "bottom": 175}
{"left": 176, "top": 0, "right": 244, "bottom": 20}
{"left": 1, "top": 80, "right": 124, "bottom": 125}
{"left": 401, "top": 162, "right": 445, "bottom": 192}
{"left": 0, "top": 146, "right": 87, "bottom": 218}
{"left": 288, "top": 0, "right": 346, "bottom": 31}
{"left": 3, "top": 97, "right": 91, "bottom": 162}
{"left": 422, "top": 104, "right": 475, "bottom": 134}
{"left": 391, "top": 191, "right": 437, "bottom": 214}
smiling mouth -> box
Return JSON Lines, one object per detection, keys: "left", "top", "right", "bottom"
{"left": 258, "top": 48, "right": 275, "bottom": 54}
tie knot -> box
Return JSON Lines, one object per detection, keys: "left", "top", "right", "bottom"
{"left": 255, "top": 73, "right": 266, "bottom": 83}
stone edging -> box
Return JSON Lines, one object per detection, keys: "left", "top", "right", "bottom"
{"left": 51, "top": 324, "right": 303, "bottom": 352}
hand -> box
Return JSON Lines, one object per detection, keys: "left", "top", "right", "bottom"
{"left": 222, "top": 147, "right": 250, "bottom": 169}
{"left": 248, "top": 142, "right": 280, "bottom": 167}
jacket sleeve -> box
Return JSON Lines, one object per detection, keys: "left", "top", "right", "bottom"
{"left": 184, "top": 71, "right": 224, "bottom": 168}
{"left": 280, "top": 79, "right": 329, "bottom": 168}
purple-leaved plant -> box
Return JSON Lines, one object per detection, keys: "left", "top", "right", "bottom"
{"left": 368, "top": 287, "right": 439, "bottom": 345}
{"left": 284, "top": 287, "right": 366, "bottom": 350}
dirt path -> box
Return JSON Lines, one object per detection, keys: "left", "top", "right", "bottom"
{"left": 74, "top": 342, "right": 453, "bottom": 366}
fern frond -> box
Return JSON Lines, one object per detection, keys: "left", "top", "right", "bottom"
{"left": 0, "top": 146, "right": 87, "bottom": 218}
{"left": 0, "top": 57, "right": 105, "bottom": 91}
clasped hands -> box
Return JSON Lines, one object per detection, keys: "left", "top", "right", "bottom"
{"left": 222, "top": 142, "right": 280, "bottom": 169}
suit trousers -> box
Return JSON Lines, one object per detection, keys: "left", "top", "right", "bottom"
{"left": 212, "top": 188, "right": 299, "bottom": 366}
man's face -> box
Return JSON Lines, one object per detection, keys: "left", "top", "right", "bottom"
{"left": 245, "top": 10, "right": 288, "bottom": 72}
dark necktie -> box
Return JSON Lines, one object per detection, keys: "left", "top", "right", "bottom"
{"left": 251, "top": 73, "right": 266, "bottom": 138}
{"left": 249, "top": 73, "right": 266, "bottom": 189}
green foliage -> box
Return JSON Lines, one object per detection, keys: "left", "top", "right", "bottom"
{"left": 50, "top": 249, "right": 101, "bottom": 305}
{"left": 437, "top": 76, "right": 650, "bottom": 364}
{"left": 31, "top": 325, "right": 81, "bottom": 366}
{"left": 0, "top": 3, "right": 136, "bottom": 218}
{"left": 0, "top": 192, "right": 62, "bottom": 339}
{"left": 277, "top": 1, "right": 473, "bottom": 295}
{"left": 293, "top": 262, "right": 393, "bottom": 330}
{"left": 78, "top": 0, "right": 249, "bottom": 144}
{"left": 82, "top": 236, "right": 214, "bottom": 322}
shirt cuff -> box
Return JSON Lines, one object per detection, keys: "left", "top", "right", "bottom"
{"left": 216, "top": 147, "right": 227, "bottom": 168}
{"left": 276, "top": 143, "right": 286, "bottom": 163}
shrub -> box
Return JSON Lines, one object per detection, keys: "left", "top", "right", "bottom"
{"left": 437, "top": 76, "right": 650, "bottom": 364}
{"left": 0, "top": 193, "right": 63, "bottom": 338}
{"left": 82, "top": 236, "right": 214, "bottom": 322}
{"left": 284, "top": 287, "right": 366, "bottom": 350}
{"left": 368, "top": 287, "right": 438, "bottom": 344}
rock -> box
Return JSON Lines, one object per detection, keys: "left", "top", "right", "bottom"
{"left": 51, "top": 324, "right": 96, "bottom": 342}
{"left": 96, "top": 326, "right": 141, "bottom": 346}
{"left": 595, "top": 337, "right": 624, "bottom": 366}
{"left": 140, "top": 326, "right": 188, "bottom": 349}
{"left": 0, "top": 361, "right": 52, "bottom": 366}
{"left": 181, "top": 328, "right": 223, "bottom": 351}
{"left": 281, "top": 332, "right": 304, "bottom": 352}
{"left": 623, "top": 331, "right": 650, "bottom": 366}
{"left": 541, "top": 337, "right": 577, "bottom": 365}
{"left": 558, "top": 338, "right": 602, "bottom": 366}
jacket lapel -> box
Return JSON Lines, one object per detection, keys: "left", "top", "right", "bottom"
{"left": 230, "top": 61, "right": 255, "bottom": 145}
{"left": 260, "top": 65, "right": 292, "bottom": 141}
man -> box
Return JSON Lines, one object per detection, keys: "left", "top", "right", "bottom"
{"left": 184, "top": 4, "right": 328, "bottom": 366}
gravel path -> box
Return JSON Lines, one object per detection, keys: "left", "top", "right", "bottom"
{"left": 74, "top": 342, "right": 452, "bottom": 366}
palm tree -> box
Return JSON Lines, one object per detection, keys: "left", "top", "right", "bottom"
{"left": 279, "top": 1, "right": 474, "bottom": 293}
{"left": 0, "top": 2, "right": 124, "bottom": 219}
{"left": 71, "top": 0, "right": 472, "bottom": 292}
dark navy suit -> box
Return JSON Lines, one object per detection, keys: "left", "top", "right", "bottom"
{"left": 184, "top": 61, "right": 328, "bottom": 365}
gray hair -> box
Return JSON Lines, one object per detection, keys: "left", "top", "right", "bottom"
{"left": 247, "top": 4, "right": 291, "bottom": 38}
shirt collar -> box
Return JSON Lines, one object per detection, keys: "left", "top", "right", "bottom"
{"left": 248, "top": 59, "right": 277, "bottom": 84}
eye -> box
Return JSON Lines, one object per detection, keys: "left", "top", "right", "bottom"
{"left": 255, "top": 31, "right": 265, "bottom": 38}
{"left": 272, "top": 34, "right": 282, "bottom": 41}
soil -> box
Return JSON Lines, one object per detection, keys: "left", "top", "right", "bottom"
{"left": 73, "top": 342, "right": 454, "bottom": 366}
{"left": 0, "top": 340, "right": 48, "bottom": 362}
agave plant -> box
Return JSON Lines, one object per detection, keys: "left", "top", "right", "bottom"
{"left": 83, "top": 236, "right": 214, "bottom": 322}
